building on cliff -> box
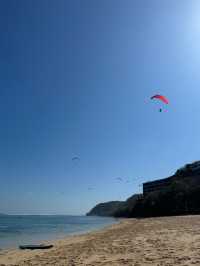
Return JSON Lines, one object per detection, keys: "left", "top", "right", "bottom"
{"left": 143, "top": 160, "right": 200, "bottom": 195}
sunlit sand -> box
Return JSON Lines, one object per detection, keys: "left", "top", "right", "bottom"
{"left": 1, "top": 215, "right": 200, "bottom": 265}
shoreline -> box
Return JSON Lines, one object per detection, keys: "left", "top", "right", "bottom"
{"left": 0, "top": 216, "right": 119, "bottom": 251}
{"left": 1, "top": 215, "right": 200, "bottom": 265}
{"left": 0, "top": 219, "right": 123, "bottom": 265}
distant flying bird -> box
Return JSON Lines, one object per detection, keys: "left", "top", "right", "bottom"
{"left": 72, "top": 156, "right": 80, "bottom": 161}
{"left": 88, "top": 187, "right": 94, "bottom": 190}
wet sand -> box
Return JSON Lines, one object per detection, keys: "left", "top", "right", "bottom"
{"left": 1, "top": 215, "right": 200, "bottom": 266}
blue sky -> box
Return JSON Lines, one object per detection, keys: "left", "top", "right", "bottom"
{"left": 1, "top": 0, "right": 200, "bottom": 214}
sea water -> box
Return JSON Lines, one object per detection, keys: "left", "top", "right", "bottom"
{"left": 0, "top": 215, "right": 118, "bottom": 249}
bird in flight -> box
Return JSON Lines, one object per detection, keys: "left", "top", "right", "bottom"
{"left": 72, "top": 156, "right": 80, "bottom": 161}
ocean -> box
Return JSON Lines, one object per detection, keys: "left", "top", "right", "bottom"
{"left": 0, "top": 215, "right": 118, "bottom": 249}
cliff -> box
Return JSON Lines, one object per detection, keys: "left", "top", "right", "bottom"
{"left": 87, "top": 160, "right": 200, "bottom": 218}
{"left": 86, "top": 201, "right": 124, "bottom": 216}
{"left": 87, "top": 195, "right": 142, "bottom": 217}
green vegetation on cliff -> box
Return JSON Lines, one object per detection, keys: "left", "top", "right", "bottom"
{"left": 87, "top": 195, "right": 142, "bottom": 217}
{"left": 128, "top": 177, "right": 200, "bottom": 218}
{"left": 86, "top": 201, "right": 124, "bottom": 216}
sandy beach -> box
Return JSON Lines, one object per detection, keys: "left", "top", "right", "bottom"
{"left": 1, "top": 215, "right": 200, "bottom": 266}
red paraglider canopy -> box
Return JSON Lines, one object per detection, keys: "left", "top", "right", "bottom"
{"left": 151, "top": 94, "right": 169, "bottom": 104}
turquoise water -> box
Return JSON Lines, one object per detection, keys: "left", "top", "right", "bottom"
{"left": 0, "top": 215, "right": 118, "bottom": 249}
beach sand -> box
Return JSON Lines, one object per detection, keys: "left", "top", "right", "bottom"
{"left": 1, "top": 215, "right": 200, "bottom": 266}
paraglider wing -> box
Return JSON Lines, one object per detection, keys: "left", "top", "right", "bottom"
{"left": 151, "top": 94, "right": 169, "bottom": 104}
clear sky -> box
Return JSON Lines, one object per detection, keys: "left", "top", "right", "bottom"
{"left": 1, "top": 0, "right": 200, "bottom": 214}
